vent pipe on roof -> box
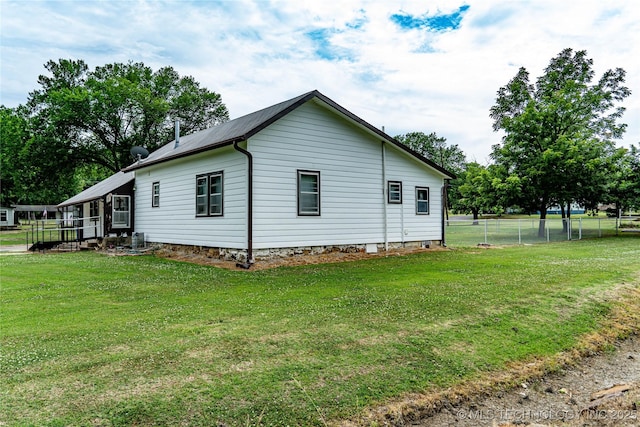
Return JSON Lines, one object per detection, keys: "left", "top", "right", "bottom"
{"left": 174, "top": 120, "right": 180, "bottom": 149}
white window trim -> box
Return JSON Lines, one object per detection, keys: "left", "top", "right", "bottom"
{"left": 152, "top": 182, "right": 160, "bottom": 208}
{"left": 388, "top": 181, "right": 402, "bottom": 204}
{"left": 112, "top": 195, "right": 131, "bottom": 228}
{"left": 415, "top": 187, "right": 430, "bottom": 215}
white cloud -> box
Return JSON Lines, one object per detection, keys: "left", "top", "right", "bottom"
{"left": 1, "top": 0, "right": 638, "bottom": 163}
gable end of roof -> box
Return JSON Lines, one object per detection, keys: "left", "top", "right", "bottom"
{"left": 124, "top": 90, "right": 456, "bottom": 179}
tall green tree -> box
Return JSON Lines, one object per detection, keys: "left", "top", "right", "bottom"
{"left": 451, "top": 162, "right": 492, "bottom": 223}
{"left": 395, "top": 131, "right": 466, "bottom": 175}
{"left": 489, "top": 48, "right": 630, "bottom": 235}
{"left": 451, "top": 163, "right": 521, "bottom": 223}
{"left": 395, "top": 131, "right": 466, "bottom": 221}
{"left": 0, "top": 106, "right": 29, "bottom": 205}
{"left": 606, "top": 144, "right": 640, "bottom": 214}
{"left": 27, "top": 59, "right": 229, "bottom": 173}
{"left": 0, "top": 106, "right": 79, "bottom": 204}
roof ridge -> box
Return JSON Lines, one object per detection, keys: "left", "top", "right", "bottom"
{"left": 123, "top": 90, "right": 455, "bottom": 179}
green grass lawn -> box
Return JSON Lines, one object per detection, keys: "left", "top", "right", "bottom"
{"left": 446, "top": 216, "right": 622, "bottom": 247}
{"left": 1, "top": 236, "right": 639, "bottom": 426}
{"left": 0, "top": 221, "right": 74, "bottom": 247}
{"left": 0, "top": 229, "right": 29, "bottom": 247}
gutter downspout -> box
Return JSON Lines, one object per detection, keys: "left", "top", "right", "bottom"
{"left": 233, "top": 140, "right": 253, "bottom": 268}
{"left": 381, "top": 141, "right": 388, "bottom": 251}
{"left": 441, "top": 181, "right": 448, "bottom": 247}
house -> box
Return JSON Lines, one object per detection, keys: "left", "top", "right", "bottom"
{"left": 13, "top": 205, "right": 60, "bottom": 222}
{"left": 0, "top": 205, "right": 17, "bottom": 229}
{"left": 57, "top": 171, "right": 135, "bottom": 240}
{"left": 123, "top": 90, "right": 455, "bottom": 265}
{"left": 546, "top": 203, "right": 586, "bottom": 215}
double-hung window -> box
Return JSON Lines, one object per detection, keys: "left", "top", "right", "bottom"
{"left": 152, "top": 182, "right": 160, "bottom": 207}
{"left": 415, "top": 187, "right": 429, "bottom": 215}
{"left": 298, "top": 170, "right": 320, "bottom": 216}
{"left": 209, "top": 174, "right": 223, "bottom": 215}
{"left": 112, "top": 195, "right": 131, "bottom": 228}
{"left": 388, "top": 181, "right": 402, "bottom": 204}
{"left": 196, "top": 172, "right": 223, "bottom": 217}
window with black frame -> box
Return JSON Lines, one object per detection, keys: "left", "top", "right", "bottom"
{"left": 196, "top": 172, "right": 223, "bottom": 217}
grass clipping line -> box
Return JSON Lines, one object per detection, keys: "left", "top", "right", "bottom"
{"left": 341, "top": 284, "right": 640, "bottom": 427}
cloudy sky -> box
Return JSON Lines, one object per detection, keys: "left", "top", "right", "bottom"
{"left": 1, "top": 0, "right": 638, "bottom": 163}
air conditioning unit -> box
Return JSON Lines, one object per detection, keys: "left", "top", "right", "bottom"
{"left": 132, "top": 232, "right": 145, "bottom": 249}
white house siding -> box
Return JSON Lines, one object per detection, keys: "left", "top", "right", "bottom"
{"left": 0, "top": 207, "right": 15, "bottom": 227}
{"left": 249, "top": 101, "right": 445, "bottom": 249}
{"left": 383, "top": 143, "right": 445, "bottom": 243}
{"left": 134, "top": 146, "right": 248, "bottom": 248}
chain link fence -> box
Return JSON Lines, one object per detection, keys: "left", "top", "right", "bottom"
{"left": 445, "top": 217, "right": 637, "bottom": 247}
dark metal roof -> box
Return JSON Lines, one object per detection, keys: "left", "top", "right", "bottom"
{"left": 13, "top": 205, "right": 59, "bottom": 212}
{"left": 124, "top": 90, "right": 456, "bottom": 179}
{"left": 57, "top": 171, "right": 135, "bottom": 208}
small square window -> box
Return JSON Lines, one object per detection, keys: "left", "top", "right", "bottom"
{"left": 388, "top": 181, "right": 402, "bottom": 204}
{"left": 415, "top": 187, "right": 429, "bottom": 215}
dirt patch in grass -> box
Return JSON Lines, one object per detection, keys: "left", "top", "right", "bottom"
{"left": 155, "top": 245, "right": 447, "bottom": 270}
{"left": 342, "top": 286, "right": 640, "bottom": 427}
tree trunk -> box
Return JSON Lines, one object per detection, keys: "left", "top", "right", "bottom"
{"left": 561, "top": 204, "right": 568, "bottom": 233}
{"left": 538, "top": 205, "right": 547, "bottom": 238}
{"left": 472, "top": 209, "right": 479, "bottom": 225}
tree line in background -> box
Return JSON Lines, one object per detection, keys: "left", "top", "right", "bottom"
{"left": 1, "top": 49, "right": 638, "bottom": 224}
{"left": 399, "top": 48, "right": 639, "bottom": 235}
{"left": 1, "top": 59, "right": 229, "bottom": 205}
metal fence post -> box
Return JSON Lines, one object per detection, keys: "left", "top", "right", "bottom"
{"left": 518, "top": 219, "right": 522, "bottom": 244}
{"left": 598, "top": 218, "right": 601, "bottom": 238}
{"left": 579, "top": 218, "right": 582, "bottom": 240}
{"left": 484, "top": 219, "right": 488, "bottom": 244}
{"left": 546, "top": 221, "right": 550, "bottom": 242}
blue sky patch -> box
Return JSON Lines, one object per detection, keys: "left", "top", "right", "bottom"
{"left": 356, "top": 70, "right": 383, "bottom": 84}
{"left": 391, "top": 5, "right": 470, "bottom": 32}
{"left": 305, "top": 28, "right": 355, "bottom": 61}
{"left": 346, "top": 10, "right": 368, "bottom": 30}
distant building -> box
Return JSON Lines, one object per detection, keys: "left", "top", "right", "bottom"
{"left": 0, "top": 206, "right": 17, "bottom": 228}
